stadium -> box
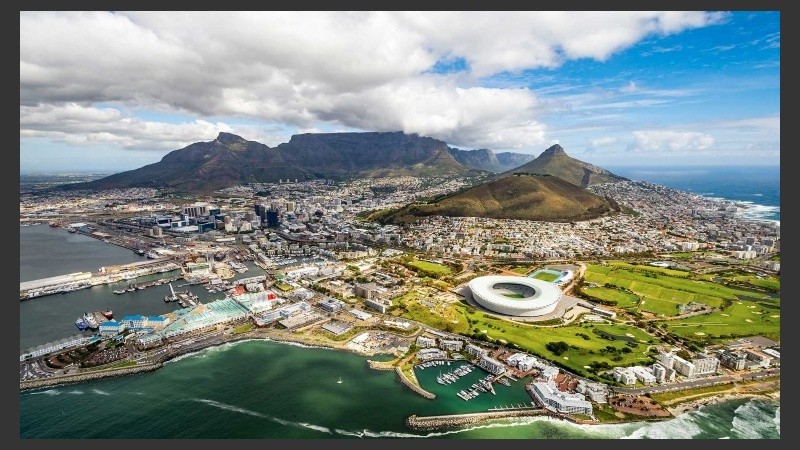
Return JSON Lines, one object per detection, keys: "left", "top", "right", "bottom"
{"left": 468, "top": 275, "right": 562, "bottom": 317}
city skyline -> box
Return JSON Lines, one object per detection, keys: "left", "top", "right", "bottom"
{"left": 20, "top": 11, "right": 779, "bottom": 173}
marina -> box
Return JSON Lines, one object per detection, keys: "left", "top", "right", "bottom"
{"left": 416, "top": 361, "right": 525, "bottom": 406}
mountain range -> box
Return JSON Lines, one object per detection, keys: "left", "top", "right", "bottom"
{"left": 56, "top": 132, "right": 537, "bottom": 193}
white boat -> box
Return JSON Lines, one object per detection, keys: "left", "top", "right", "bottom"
{"left": 337, "top": 377, "right": 343, "bottom": 384}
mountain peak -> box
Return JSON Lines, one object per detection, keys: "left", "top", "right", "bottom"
{"left": 215, "top": 132, "right": 247, "bottom": 145}
{"left": 541, "top": 144, "right": 566, "bottom": 157}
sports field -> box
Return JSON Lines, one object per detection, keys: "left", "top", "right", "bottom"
{"left": 407, "top": 260, "right": 452, "bottom": 277}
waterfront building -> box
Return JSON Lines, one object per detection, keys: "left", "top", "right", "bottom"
{"left": 612, "top": 367, "right": 636, "bottom": 385}
{"left": 465, "top": 343, "right": 488, "bottom": 358}
{"left": 652, "top": 363, "right": 667, "bottom": 383}
{"left": 99, "top": 320, "right": 126, "bottom": 336}
{"left": 415, "top": 336, "right": 436, "bottom": 348}
{"left": 416, "top": 348, "right": 447, "bottom": 361}
{"left": 529, "top": 381, "right": 592, "bottom": 415}
{"left": 540, "top": 366, "right": 559, "bottom": 381}
{"left": 478, "top": 355, "right": 506, "bottom": 375}
{"left": 631, "top": 366, "right": 656, "bottom": 384}
{"left": 657, "top": 351, "right": 675, "bottom": 369}
{"left": 692, "top": 356, "right": 720, "bottom": 375}
{"left": 20, "top": 335, "right": 95, "bottom": 361}
{"left": 575, "top": 380, "right": 608, "bottom": 404}
{"left": 672, "top": 355, "right": 696, "bottom": 377}
{"left": 122, "top": 315, "right": 148, "bottom": 330}
{"left": 438, "top": 339, "right": 463, "bottom": 351}
{"left": 506, "top": 353, "right": 538, "bottom": 371}
{"left": 743, "top": 349, "right": 773, "bottom": 368}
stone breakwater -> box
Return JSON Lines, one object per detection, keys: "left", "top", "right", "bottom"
{"left": 395, "top": 366, "right": 436, "bottom": 400}
{"left": 367, "top": 359, "right": 395, "bottom": 370}
{"left": 406, "top": 408, "right": 549, "bottom": 430}
{"left": 20, "top": 363, "right": 162, "bottom": 392}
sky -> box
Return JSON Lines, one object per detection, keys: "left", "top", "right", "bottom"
{"left": 20, "top": 11, "right": 780, "bottom": 174}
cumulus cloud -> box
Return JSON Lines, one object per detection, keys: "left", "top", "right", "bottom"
{"left": 628, "top": 130, "right": 715, "bottom": 152}
{"left": 19, "top": 104, "right": 233, "bottom": 150}
{"left": 20, "top": 11, "right": 724, "bottom": 151}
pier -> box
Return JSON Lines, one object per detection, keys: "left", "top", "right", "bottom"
{"left": 21, "top": 259, "right": 180, "bottom": 300}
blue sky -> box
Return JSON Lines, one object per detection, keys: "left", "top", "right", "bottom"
{"left": 20, "top": 11, "right": 779, "bottom": 173}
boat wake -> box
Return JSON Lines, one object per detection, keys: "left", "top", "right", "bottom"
{"left": 28, "top": 389, "right": 60, "bottom": 396}
{"left": 92, "top": 389, "right": 111, "bottom": 396}
{"left": 191, "top": 398, "right": 332, "bottom": 434}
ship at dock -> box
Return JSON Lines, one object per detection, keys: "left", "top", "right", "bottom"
{"left": 82, "top": 312, "right": 99, "bottom": 330}
{"left": 75, "top": 317, "right": 89, "bottom": 331}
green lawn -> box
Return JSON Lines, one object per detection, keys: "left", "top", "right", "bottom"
{"left": 510, "top": 267, "right": 532, "bottom": 275}
{"left": 608, "top": 261, "right": 691, "bottom": 278}
{"left": 664, "top": 299, "right": 780, "bottom": 342}
{"left": 232, "top": 323, "right": 255, "bottom": 334}
{"left": 581, "top": 286, "right": 640, "bottom": 308}
{"left": 407, "top": 260, "right": 452, "bottom": 277}
{"left": 393, "top": 296, "right": 658, "bottom": 377}
{"left": 585, "top": 264, "right": 759, "bottom": 300}
{"left": 531, "top": 271, "right": 561, "bottom": 282}
{"left": 392, "top": 291, "right": 470, "bottom": 334}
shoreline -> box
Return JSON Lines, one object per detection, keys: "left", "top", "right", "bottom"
{"left": 19, "top": 327, "right": 780, "bottom": 431}
{"left": 666, "top": 391, "right": 780, "bottom": 417}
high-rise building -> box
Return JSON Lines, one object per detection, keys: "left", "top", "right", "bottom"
{"left": 266, "top": 207, "right": 280, "bottom": 228}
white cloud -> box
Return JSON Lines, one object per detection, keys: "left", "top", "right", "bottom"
{"left": 20, "top": 11, "right": 723, "bottom": 152}
{"left": 628, "top": 130, "right": 714, "bottom": 152}
{"left": 589, "top": 136, "right": 618, "bottom": 148}
{"left": 20, "top": 104, "right": 233, "bottom": 150}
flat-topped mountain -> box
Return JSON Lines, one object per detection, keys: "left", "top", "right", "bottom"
{"left": 368, "top": 172, "right": 621, "bottom": 225}
{"left": 55, "top": 131, "right": 536, "bottom": 193}
{"left": 505, "top": 144, "right": 627, "bottom": 187}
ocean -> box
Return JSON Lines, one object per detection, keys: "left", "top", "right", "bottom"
{"left": 607, "top": 165, "right": 780, "bottom": 222}
{"left": 19, "top": 164, "right": 781, "bottom": 438}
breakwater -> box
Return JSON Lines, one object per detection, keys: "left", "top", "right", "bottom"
{"left": 406, "top": 408, "right": 548, "bottom": 430}
{"left": 20, "top": 363, "right": 162, "bottom": 392}
{"left": 395, "top": 366, "right": 436, "bottom": 399}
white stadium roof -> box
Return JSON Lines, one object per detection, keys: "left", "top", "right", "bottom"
{"left": 468, "top": 275, "right": 562, "bottom": 317}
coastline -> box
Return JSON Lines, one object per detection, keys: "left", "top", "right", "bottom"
{"left": 666, "top": 391, "right": 780, "bottom": 417}
{"left": 20, "top": 327, "right": 398, "bottom": 393}
{"left": 19, "top": 326, "right": 780, "bottom": 432}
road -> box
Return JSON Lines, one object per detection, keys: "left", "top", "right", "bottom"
{"left": 613, "top": 368, "right": 779, "bottom": 395}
